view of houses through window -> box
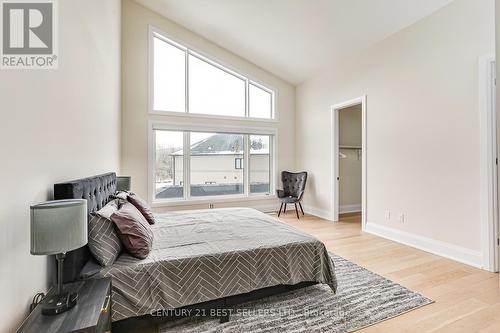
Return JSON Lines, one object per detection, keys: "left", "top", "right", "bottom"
{"left": 154, "top": 130, "right": 272, "bottom": 200}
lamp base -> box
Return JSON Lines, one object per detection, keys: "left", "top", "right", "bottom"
{"left": 41, "top": 291, "right": 78, "bottom": 315}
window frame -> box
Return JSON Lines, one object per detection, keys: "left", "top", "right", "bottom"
{"left": 149, "top": 121, "right": 278, "bottom": 206}
{"left": 149, "top": 26, "right": 277, "bottom": 122}
{"left": 234, "top": 157, "right": 243, "bottom": 170}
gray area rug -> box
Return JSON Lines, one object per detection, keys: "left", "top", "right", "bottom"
{"left": 159, "top": 254, "right": 433, "bottom": 333}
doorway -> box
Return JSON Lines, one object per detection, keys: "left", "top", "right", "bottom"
{"left": 331, "top": 96, "right": 367, "bottom": 228}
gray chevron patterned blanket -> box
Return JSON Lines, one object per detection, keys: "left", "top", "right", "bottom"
{"left": 96, "top": 208, "right": 337, "bottom": 322}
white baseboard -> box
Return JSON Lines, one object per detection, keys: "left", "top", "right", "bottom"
{"left": 364, "top": 222, "right": 483, "bottom": 269}
{"left": 340, "top": 204, "right": 361, "bottom": 214}
{"left": 302, "top": 205, "right": 333, "bottom": 221}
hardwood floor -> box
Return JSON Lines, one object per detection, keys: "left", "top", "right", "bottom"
{"left": 274, "top": 211, "right": 500, "bottom": 333}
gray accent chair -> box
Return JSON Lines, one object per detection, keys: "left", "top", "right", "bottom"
{"left": 276, "top": 171, "right": 307, "bottom": 219}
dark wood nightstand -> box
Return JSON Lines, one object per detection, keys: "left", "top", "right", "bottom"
{"left": 17, "top": 278, "right": 112, "bottom": 333}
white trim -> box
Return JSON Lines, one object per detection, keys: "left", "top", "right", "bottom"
{"left": 148, "top": 25, "right": 277, "bottom": 122}
{"left": 152, "top": 194, "right": 277, "bottom": 208}
{"left": 156, "top": 203, "right": 278, "bottom": 214}
{"left": 149, "top": 110, "right": 279, "bottom": 124}
{"left": 479, "top": 54, "right": 498, "bottom": 272}
{"left": 331, "top": 96, "right": 367, "bottom": 229}
{"left": 151, "top": 120, "right": 278, "bottom": 136}
{"left": 302, "top": 205, "right": 333, "bottom": 221}
{"left": 340, "top": 204, "right": 362, "bottom": 214}
{"left": 365, "top": 223, "right": 482, "bottom": 269}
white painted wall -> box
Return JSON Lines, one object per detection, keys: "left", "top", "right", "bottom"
{"left": 296, "top": 0, "right": 494, "bottom": 261}
{"left": 121, "top": 0, "right": 296, "bottom": 212}
{"left": 0, "top": 1, "right": 121, "bottom": 331}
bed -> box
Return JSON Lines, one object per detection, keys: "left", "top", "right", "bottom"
{"left": 54, "top": 172, "right": 337, "bottom": 324}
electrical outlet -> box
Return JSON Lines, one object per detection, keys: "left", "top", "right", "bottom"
{"left": 209, "top": 203, "right": 214, "bottom": 209}
{"left": 398, "top": 213, "right": 405, "bottom": 223}
{"left": 385, "top": 210, "right": 391, "bottom": 221}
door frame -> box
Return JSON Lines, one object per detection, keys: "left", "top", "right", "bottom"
{"left": 331, "top": 95, "right": 367, "bottom": 229}
{"left": 479, "top": 54, "right": 498, "bottom": 272}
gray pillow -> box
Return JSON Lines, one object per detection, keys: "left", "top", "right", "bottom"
{"left": 88, "top": 200, "right": 123, "bottom": 266}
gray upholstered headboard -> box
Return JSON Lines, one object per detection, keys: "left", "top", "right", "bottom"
{"left": 53, "top": 172, "right": 116, "bottom": 282}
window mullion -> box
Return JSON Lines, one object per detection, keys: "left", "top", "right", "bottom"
{"left": 244, "top": 134, "right": 250, "bottom": 196}
{"left": 245, "top": 79, "right": 249, "bottom": 118}
{"left": 184, "top": 131, "right": 190, "bottom": 199}
{"left": 270, "top": 135, "right": 274, "bottom": 195}
{"left": 185, "top": 51, "right": 189, "bottom": 113}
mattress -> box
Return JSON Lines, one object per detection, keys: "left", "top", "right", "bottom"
{"left": 96, "top": 207, "right": 337, "bottom": 321}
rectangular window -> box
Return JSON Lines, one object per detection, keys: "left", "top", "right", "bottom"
{"left": 190, "top": 132, "right": 244, "bottom": 197}
{"left": 235, "top": 158, "right": 243, "bottom": 169}
{"left": 151, "top": 29, "right": 275, "bottom": 119}
{"left": 250, "top": 135, "right": 271, "bottom": 194}
{"left": 154, "top": 130, "right": 184, "bottom": 200}
{"left": 152, "top": 127, "right": 274, "bottom": 203}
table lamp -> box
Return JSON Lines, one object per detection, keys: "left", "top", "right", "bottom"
{"left": 30, "top": 199, "right": 87, "bottom": 315}
{"left": 116, "top": 176, "right": 131, "bottom": 192}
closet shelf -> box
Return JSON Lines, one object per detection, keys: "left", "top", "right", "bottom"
{"left": 339, "top": 145, "right": 362, "bottom": 149}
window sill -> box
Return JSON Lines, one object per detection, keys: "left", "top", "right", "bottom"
{"left": 149, "top": 110, "right": 279, "bottom": 123}
{"left": 151, "top": 194, "right": 277, "bottom": 208}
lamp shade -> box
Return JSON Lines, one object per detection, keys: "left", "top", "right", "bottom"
{"left": 116, "top": 176, "right": 131, "bottom": 191}
{"left": 30, "top": 199, "right": 88, "bottom": 255}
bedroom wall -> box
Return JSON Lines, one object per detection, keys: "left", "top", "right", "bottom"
{"left": 296, "top": 0, "right": 494, "bottom": 266}
{"left": 121, "top": 0, "right": 296, "bottom": 212}
{"left": 0, "top": 1, "right": 121, "bottom": 332}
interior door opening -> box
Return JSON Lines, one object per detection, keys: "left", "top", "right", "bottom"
{"left": 331, "top": 96, "right": 367, "bottom": 228}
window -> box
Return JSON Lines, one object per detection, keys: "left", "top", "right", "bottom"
{"left": 153, "top": 37, "right": 185, "bottom": 112}
{"left": 152, "top": 126, "right": 274, "bottom": 202}
{"left": 249, "top": 135, "right": 271, "bottom": 193}
{"left": 151, "top": 30, "right": 275, "bottom": 119}
{"left": 154, "top": 130, "right": 184, "bottom": 199}
{"left": 190, "top": 132, "right": 244, "bottom": 197}
{"left": 234, "top": 158, "right": 243, "bottom": 169}
{"left": 188, "top": 55, "right": 246, "bottom": 117}
{"left": 249, "top": 84, "right": 273, "bottom": 119}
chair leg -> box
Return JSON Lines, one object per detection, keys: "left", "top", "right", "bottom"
{"left": 299, "top": 202, "right": 305, "bottom": 215}
{"left": 283, "top": 204, "right": 287, "bottom": 213}
{"left": 294, "top": 203, "right": 300, "bottom": 219}
{"left": 278, "top": 203, "right": 283, "bottom": 217}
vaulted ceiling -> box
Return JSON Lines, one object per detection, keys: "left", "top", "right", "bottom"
{"left": 136, "top": 0, "right": 453, "bottom": 85}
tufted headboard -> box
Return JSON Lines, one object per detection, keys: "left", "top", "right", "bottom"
{"left": 54, "top": 172, "right": 116, "bottom": 282}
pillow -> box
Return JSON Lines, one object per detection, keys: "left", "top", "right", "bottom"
{"left": 127, "top": 193, "right": 156, "bottom": 225}
{"left": 111, "top": 202, "right": 154, "bottom": 259}
{"left": 114, "top": 191, "right": 156, "bottom": 225}
{"left": 114, "top": 191, "right": 128, "bottom": 201}
{"left": 88, "top": 200, "right": 123, "bottom": 266}
{"left": 96, "top": 198, "right": 122, "bottom": 219}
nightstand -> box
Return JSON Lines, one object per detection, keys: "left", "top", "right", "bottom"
{"left": 17, "top": 278, "right": 112, "bottom": 333}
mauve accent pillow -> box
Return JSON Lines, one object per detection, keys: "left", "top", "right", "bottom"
{"left": 127, "top": 193, "right": 156, "bottom": 225}
{"left": 111, "top": 202, "right": 153, "bottom": 259}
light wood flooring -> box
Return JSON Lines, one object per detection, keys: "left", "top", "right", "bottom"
{"left": 274, "top": 211, "right": 500, "bottom": 333}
